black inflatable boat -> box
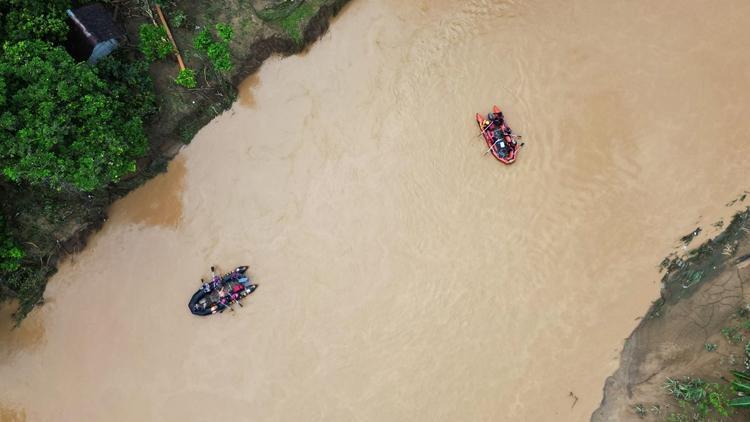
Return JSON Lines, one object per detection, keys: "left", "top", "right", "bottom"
{"left": 188, "top": 266, "right": 258, "bottom": 316}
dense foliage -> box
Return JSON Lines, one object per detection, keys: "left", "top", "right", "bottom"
{"left": 0, "top": 40, "right": 149, "bottom": 191}
{"left": 0, "top": 0, "right": 70, "bottom": 43}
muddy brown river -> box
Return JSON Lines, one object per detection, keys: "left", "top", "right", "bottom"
{"left": 3, "top": 0, "right": 750, "bottom": 420}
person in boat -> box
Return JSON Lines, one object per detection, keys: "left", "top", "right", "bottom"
{"left": 201, "top": 280, "right": 211, "bottom": 293}
{"left": 218, "top": 286, "right": 228, "bottom": 300}
{"left": 481, "top": 119, "right": 492, "bottom": 133}
{"left": 493, "top": 138, "right": 511, "bottom": 158}
{"left": 489, "top": 129, "right": 508, "bottom": 157}
{"left": 220, "top": 286, "right": 240, "bottom": 305}
{"left": 489, "top": 112, "right": 504, "bottom": 127}
{"left": 238, "top": 276, "right": 252, "bottom": 289}
{"left": 211, "top": 277, "right": 221, "bottom": 290}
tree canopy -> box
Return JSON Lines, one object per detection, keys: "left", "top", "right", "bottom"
{"left": 0, "top": 40, "right": 150, "bottom": 191}
{"left": 0, "top": 0, "right": 71, "bottom": 43}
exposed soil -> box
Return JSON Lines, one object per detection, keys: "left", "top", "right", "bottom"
{"left": 593, "top": 208, "right": 750, "bottom": 421}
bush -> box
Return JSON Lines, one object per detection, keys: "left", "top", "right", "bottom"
{"left": 194, "top": 28, "right": 213, "bottom": 51}
{"left": 139, "top": 24, "right": 173, "bottom": 62}
{"left": 193, "top": 24, "right": 233, "bottom": 72}
{"left": 215, "top": 23, "right": 233, "bottom": 42}
{"left": 175, "top": 68, "right": 197, "bottom": 88}
{"left": 206, "top": 43, "right": 232, "bottom": 72}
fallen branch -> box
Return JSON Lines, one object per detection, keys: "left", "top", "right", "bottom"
{"left": 155, "top": 4, "right": 185, "bottom": 70}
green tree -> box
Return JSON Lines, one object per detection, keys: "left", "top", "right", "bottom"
{"left": 0, "top": 0, "right": 70, "bottom": 43}
{"left": 0, "top": 40, "right": 150, "bottom": 191}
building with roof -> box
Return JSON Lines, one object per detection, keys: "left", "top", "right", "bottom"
{"left": 66, "top": 3, "right": 125, "bottom": 64}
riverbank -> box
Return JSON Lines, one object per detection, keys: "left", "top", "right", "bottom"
{"left": 0, "top": 0, "right": 350, "bottom": 321}
{"left": 593, "top": 206, "right": 750, "bottom": 421}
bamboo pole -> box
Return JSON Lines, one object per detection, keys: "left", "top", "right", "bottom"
{"left": 155, "top": 4, "right": 185, "bottom": 70}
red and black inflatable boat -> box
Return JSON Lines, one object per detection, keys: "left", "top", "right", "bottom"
{"left": 475, "top": 105, "right": 518, "bottom": 165}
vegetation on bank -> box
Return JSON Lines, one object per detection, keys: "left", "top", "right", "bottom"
{"left": 626, "top": 206, "right": 750, "bottom": 421}
{"left": 652, "top": 207, "right": 750, "bottom": 318}
{"left": 254, "top": 0, "right": 325, "bottom": 44}
{"left": 0, "top": 0, "right": 347, "bottom": 323}
{"left": 636, "top": 306, "right": 750, "bottom": 421}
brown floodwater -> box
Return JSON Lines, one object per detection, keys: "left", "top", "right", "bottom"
{"left": 3, "top": 0, "right": 750, "bottom": 420}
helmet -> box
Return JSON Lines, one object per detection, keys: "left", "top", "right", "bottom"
{"left": 483, "top": 120, "right": 490, "bottom": 127}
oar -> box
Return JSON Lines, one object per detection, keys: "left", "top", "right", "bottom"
{"left": 484, "top": 138, "right": 503, "bottom": 155}
{"left": 472, "top": 125, "right": 489, "bottom": 142}
{"left": 221, "top": 298, "right": 235, "bottom": 312}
